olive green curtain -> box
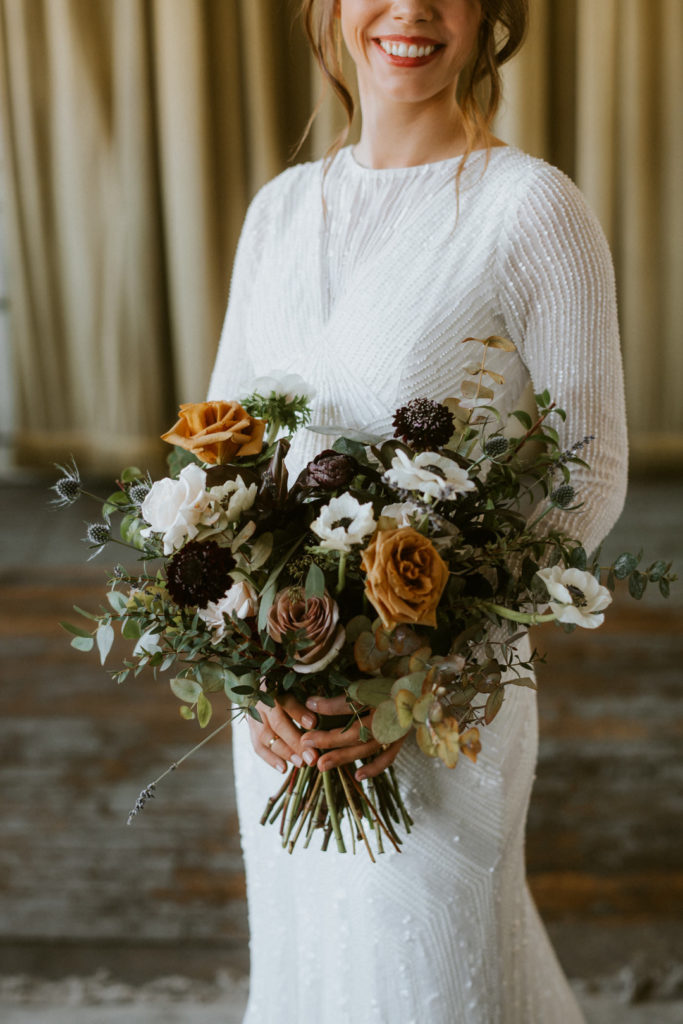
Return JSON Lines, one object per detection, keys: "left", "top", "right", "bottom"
{"left": 0, "top": 0, "right": 680, "bottom": 473}
{"left": 495, "top": 0, "right": 683, "bottom": 469}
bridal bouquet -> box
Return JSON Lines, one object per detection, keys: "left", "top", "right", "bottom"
{"left": 54, "top": 337, "right": 675, "bottom": 859}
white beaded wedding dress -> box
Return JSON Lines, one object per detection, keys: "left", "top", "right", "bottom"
{"left": 208, "top": 144, "right": 628, "bottom": 1024}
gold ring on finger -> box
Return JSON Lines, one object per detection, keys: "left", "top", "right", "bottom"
{"left": 380, "top": 743, "right": 390, "bottom": 752}
{"left": 267, "top": 736, "right": 277, "bottom": 750}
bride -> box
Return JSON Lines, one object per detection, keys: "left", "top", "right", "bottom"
{"left": 208, "top": 1, "right": 628, "bottom": 1021}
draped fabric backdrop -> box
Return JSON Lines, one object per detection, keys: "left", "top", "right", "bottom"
{"left": 0, "top": 0, "right": 680, "bottom": 474}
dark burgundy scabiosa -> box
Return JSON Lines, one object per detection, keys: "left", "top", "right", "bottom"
{"left": 166, "top": 540, "right": 235, "bottom": 609}
{"left": 392, "top": 398, "right": 455, "bottom": 451}
{"left": 305, "top": 450, "right": 358, "bottom": 489}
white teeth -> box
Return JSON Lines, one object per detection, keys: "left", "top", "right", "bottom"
{"left": 378, "top": 40, "right": 436, "bottom": 58}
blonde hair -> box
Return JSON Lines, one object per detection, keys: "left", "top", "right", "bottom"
{"left": 295, "top": 0, "right": 529, "bottom": 177}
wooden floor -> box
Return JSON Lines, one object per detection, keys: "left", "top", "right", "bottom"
{"left": 0, "top": 476, "right": 681, "bottom": 990}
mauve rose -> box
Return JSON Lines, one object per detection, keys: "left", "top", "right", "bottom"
{"left": 305, "top": 450, "right": 358, "bottom": 489}
{"left": 266, "top": 587, "right": 345, "bottom": 674}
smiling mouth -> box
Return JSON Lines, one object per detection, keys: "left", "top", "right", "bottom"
{"left": 374, "top": 37, "right": 444, "bottom": 65}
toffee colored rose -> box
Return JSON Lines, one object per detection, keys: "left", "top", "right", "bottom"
{"left": 305, "top": 450, "right": 358, "bottom": 489}
{"left": 266, "top": 587, "right": 345, "bottom": 673}
{"left": 161, "top": 401, "right": 265, "bottom": 465}
{"left": 361, "top": 526, "right": 449, "bottom": 630}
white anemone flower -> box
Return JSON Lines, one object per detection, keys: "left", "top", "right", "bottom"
{"left": 198, "top": 581, "right": 258, "bottom": 642}
{"left": 384, "top": 450, "right": 475, "bottom": 501}
{"left": 379, "top": 501, "right": 422, "bottom": 529}
{"left": 536, "top": 566, "right": 612, "bottom": 629}
{"left": 242, "top": 371, "right": 316, "bottom": 403}
{"left": 310, "top": 492, "right": 376, "bottom": 553}
{"left": 209, "top": 476, "right": 258, "bottom": 522}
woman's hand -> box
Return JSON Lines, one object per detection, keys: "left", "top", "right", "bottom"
{"left": 301, "top": 694, "right": 407, "bottom": 781}
{"left": 247, "top": 693, "right": 320, "bottom": 773}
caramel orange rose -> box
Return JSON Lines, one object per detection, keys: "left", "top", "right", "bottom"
{"left": 161, "top": 401, "right": 265, "bottom": 465}
{"left": 361, "top": 526, "right": 449, "bottom": 631}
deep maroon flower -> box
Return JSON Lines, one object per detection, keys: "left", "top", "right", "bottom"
{"left": 305, "top": 450, "right": 358, "bottom": 489}
{"left": 392, "top": 398, "right": 455, "bottom": 451}
{"left": 166, "top": 540, "right": 235, "bottom": 608}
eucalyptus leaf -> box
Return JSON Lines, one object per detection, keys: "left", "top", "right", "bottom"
{"left": 179, "top": 705, "right": 196, "bottom": 721}
{"left": 71, "top": 635, "right": 94, "bottom": 652}
{"left": 106, "top": 590, "right": 129, "bottom": 614}
{"left": 121, "top": 466, "right": 143, "bottom": 483}
{"left": 346, "top": 676, "right": 395, "bottom": 708}
{"left": 371, "top": 699, "right": 411, "bottom": 744}
{"left": 96, "top": 623, "right": 115, "bottom": 665}
{"left": 197, "top": 692, "right": 213, "bottom": 728}
{"left": 60, "top": 621, "right": 94, "bottom": 639}
{"left": 390, "top": 671, "right": 426, "bottom": 700}
{"left": 613, "top": 552, "right": 639, "bottom": 579}
{"left": 170, "top": 677, "right": 203, "bottom": 702}
{"left": 484, "top": 687, "right": 505, "bottom": 725}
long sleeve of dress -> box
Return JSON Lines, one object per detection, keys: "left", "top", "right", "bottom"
{"left": 496, "top": 163, "right": 629, "bottom": 554}
{"left": 206, "top": 189, "right": 268, "bottom": 402}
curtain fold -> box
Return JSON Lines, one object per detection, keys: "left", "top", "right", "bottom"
{"left": 0, "top": 0, "right": 680, "bottom": 473}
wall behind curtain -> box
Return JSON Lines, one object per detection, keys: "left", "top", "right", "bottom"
{"left": 0, "top": 0, "right": 680, "bottom": 473}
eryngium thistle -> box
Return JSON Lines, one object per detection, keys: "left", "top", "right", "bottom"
{"left": 551, "top": 484, "right": 576, "bottom": 508}
{"left": 484, "top": 436, "right": 509, "bottom": 458}
{"left": 128, "top": 482, "right": 150, "bottom": 505}
{"left": 51, "top": 460, "right": 82, "bottom": 506}
{"left": 166, "top": 539, "right": 235, "bottom": 608}
{"left": 392, "top": 398, "right": 455, "bottom": 450}
{"left": 86, "top": 522, "right": 111, "bottom": 545}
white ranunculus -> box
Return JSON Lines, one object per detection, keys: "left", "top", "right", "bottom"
{"left": 133, "top": 629, "right": 162, "bottom": 658}
{"left": 310, "top": 492, "right": 376, "bottom": 553}
{"left": 378, "top": 501, "right": 422, "bottom": 528}
{"left": 198, "top": 581, "right": 259, "bottom": 642}
{"left": 384, "top": 450, "right": 475, "bottom": 501}
{"left": 242, "top": 371, "right": 316, "bottom": 403}
{"left": 209, "top": 476, "right": 258, "bottom": 522}
{"left": 536, "top": 566, "right": 612, "bottom": 629}
{"left": 140, "top": 463, "right": 212, "bottom": 555}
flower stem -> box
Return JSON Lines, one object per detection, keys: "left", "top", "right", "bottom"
{"left": 322, "top": 769, "right": 346, "bottom": 853}
{"left": 336, "top": 552, "right": 348, "bottom": 594}
{"left": 483, "top": 603, "right": 556, "bottom": 625}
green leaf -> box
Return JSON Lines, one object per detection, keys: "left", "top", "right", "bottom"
{"left": 258, "top": 579, "right": 278, "bottom": 632}
{"left": 96, "top": 622, "right": 115, "bottom": 665}
{"left": 371, "top": 699, "right": 412, "bottom": 744}
{"left": 613, "top": 551, "right": 639, "bottom": 580}
{"left": 659, "top": 577, "right": 671, "bottom": 598}
{"left": 121, "top": 617, "right": 142, "bottom": 640}
{"left": 179, "top": 705, "right": 196, "bottom": 721}
{"left": 346, "top": 676, "right": 395, "bottom": 708}
{"left": 198, "top": 662, "right": 230, "bottom": 693}
{"left": 359, "top": 725, "right": 371, "bottom": 742}
{"left": 261, "top": 656, "right": 277, "bottom": 674}
{"left": 106, "top": 590, "right": 129, "bottom": 614}
{"left": 304, "top": 561, "right": 326, "bottom": 601}
{"left": 511, "top": 410, "right": 532, "bottom": 430}
{"left": 509, "top": 676, "right": 537, "bottom": 690}
{"left": 345, "top": 615, "right": 373, "bottom": 645}
{"left": 282, "top": 670, "right": 297, "bottom": 691}
{"left": 60, "top": 621, "right": 94, "bottom": 639}
{"left": 628, "top": 571, "right": 647, "bottom": 600}
{"left": 120, "top": 513, "right": 147, "bottom": 549}
{"left": 648, "top": 560, "right": 667, "bottom": 582}
{"left": 484, "top": 687, "right": 505, "bottom": 724}
{"left": 197, "top": 692, "right": 213, "bottom": 728}
{"left": 71, "top": 635, "right": 94, "bottom": 652}
{"left": 332, "top": 436, "right": 369, "bottom": 464}
{"left": 72, "top": 604, "right": 100, "bottom": 622}
{"left": 121, "top": 466, "right": 144, "bottom": 483}
{"left": 170, "top": 677, "right": 203, "bottom": 702}
{"left": 390, "top": 671, "right": 426, "bottom": 700}
{"left": 569, "top": 546, "right": 587, "bottom": 571}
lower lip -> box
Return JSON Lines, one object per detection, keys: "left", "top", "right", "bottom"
{"left": 373, "top": 39, "right": 442, "bottom": 68}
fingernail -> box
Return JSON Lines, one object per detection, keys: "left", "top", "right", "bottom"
{"left": 306, "top": 699, "right": 318, "bottom": 710}
{"left": 277, "top": 762, "right": 286, "bottom": 773}
{"left": 291, "top": 754, "right": 303, "bottom": 767}
{"left": 303, "top": 749, "right": 316, "bottom": 765}
{"left": 301, "top": 713, "right": 316, "bottom": 728}
{"left": 355, "top": 770, "right": 367, "bottom": 782}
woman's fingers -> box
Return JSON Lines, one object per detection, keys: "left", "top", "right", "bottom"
{"left": 247, "top": 716, "right": 290, "bottom": 774}
{"left": 305, "top": 694, "right": 358, "bottom": 716}
{"left": 354, "top": 737, "right": 407, "bottom": 779}
{"left": 317, "top": 739, "right": 381, "bottom": 772}
{"left": 278, "top": 692, "right": 318, "bottom": 730}
{"left": 301, "top": 716, "right": 369, "bottom": 750}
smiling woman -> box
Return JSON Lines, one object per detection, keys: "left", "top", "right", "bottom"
{"left": 205, "top": 1, "right": 627, "bottom": 1022}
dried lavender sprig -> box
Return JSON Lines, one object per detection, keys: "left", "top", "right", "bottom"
{"left": 126, "top": 720, "right": 229, "bottom": 825}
